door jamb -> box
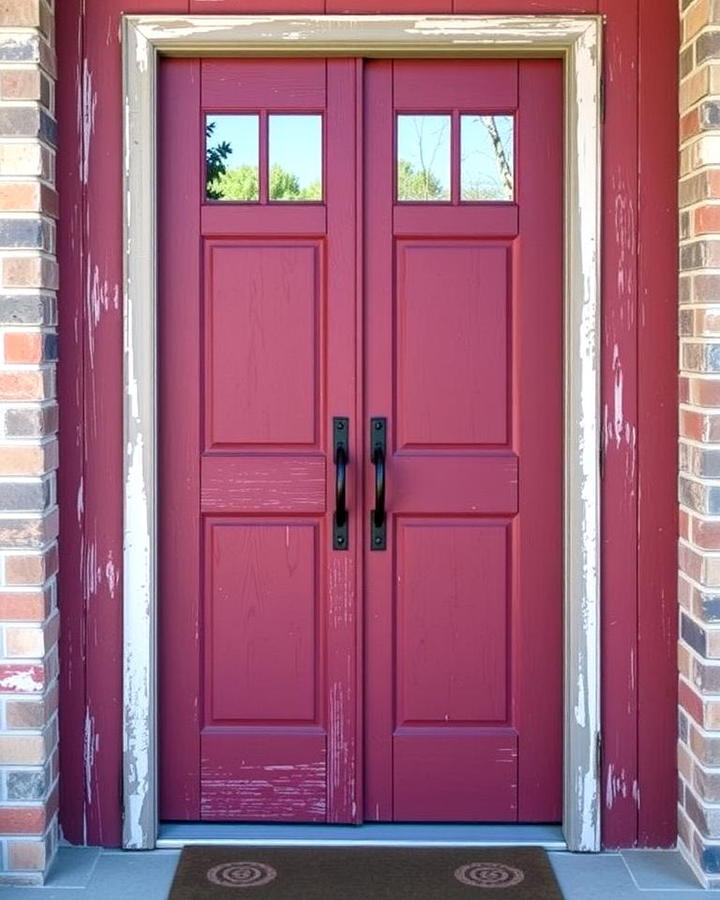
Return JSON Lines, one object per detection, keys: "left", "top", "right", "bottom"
{"left": 121, "top": 13, "right": 603, "bottom": 853}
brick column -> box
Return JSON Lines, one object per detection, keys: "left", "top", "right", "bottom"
{"left": 678, "top": 0, "right": 720, "bottom": 887}
{"left": 0, "top": 0, "right": 57, "bottom": 886}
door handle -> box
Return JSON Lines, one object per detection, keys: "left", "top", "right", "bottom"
{"left": 370, "top": 417, "right": 387, "bottom": 550}
{"left": 333, "top": 417, "right": 349, "bottom": 550}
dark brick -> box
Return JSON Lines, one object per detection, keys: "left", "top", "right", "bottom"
{"left": 39, "top": 110, "right": 55, "bottom": 147}
{"left": 700, "top": 593, "right": 720, "bottom": 623}
{"left": 701, "top": 100, "right": 720, "bottom": 129}
{"left": 682, "top": 613, "right": 708, "bottom": 656}
{"left": 697, "top": 31, "right": 720, "bottom": 64}
{"left": 5, "top": 406, "right": 55, "bottom": 438}
{"left": 6, "top": 771, "right": 46, "bottom": 802}
{"left": 43, "top": 332, "right": 57, "bottom": 361}
{"left": 0, "top": 481, "right": 49, "bottom": 512}
{"left": 0, "top": 219, "right": 44, "bottom": 250}
{"left": 682, "top": 241, "right": 720, "bottom": 270}
{"left": 703, "top": 842, "right": 720, "bottom": 875}
{"left": 0, "top": 295, "right": 55, "bottom": 326}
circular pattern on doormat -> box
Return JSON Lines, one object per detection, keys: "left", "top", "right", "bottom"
{"left": 206, "top": 861, "right": 278, "bottom": 888}
{"left": 454, "top": 862, "right": 525, "bottom": 889}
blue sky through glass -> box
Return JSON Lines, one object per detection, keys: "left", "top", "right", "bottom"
{"left": 269, "top": 115, "right": 322, "bottom": 190}
{"left": 461, "top": 115, "right": 514, "bottom": 201}
{"left": 396, "top": 115, "right": 451, "bottom": 201}
{"left": 207, "top": 114, "right": 259, "bottom": 172}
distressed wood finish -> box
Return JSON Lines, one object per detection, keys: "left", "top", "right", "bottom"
{"left": 363, "top": 58, "right": 563, "bottom": 824}
{"left": 159, "top": 58, "right": 361, "bottom": 826}
{"left": 122, "top": 12, "right": 602, "bottom": 850}
{"left": 55, "top": 1, "right": 679, "bottom": 852}
{"left": 636, "top": 0, "right": 678, "bottom": 848}
{"left": 125, "top": 14, "right": 602, "bottom": 56}
{"left": 598, "top": 0, "right": 639, "bottom": 849}
{"left": 56, "top": 0, "right": 87, "bottom": 846}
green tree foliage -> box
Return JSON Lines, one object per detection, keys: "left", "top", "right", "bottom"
{"left": 205, "top": 122, "right": 233, "bottom": 201}
{"left": 207, "top": 161, "right": 322, "bottom": 202}
{"left": 396, "top": 158, "right": 446, "bottom": 201}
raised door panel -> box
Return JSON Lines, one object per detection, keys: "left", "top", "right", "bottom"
{"left": 396, "top": 521, "right": 508, "bottom": 725}
{"left": 206, "top": 243, "right": 320, "bottom": 448}
{"left": 205, "top": 521, "right": 319, "bottom": 724}
{"left": 396, "top": 243, "right": 508, "bottom": 448}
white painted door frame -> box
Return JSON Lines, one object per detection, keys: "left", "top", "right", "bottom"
{"left": 121, "top": 13, "right": 603, "bottom": 853}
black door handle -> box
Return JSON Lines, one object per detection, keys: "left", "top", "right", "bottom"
{"left": 333, "top": 417, "right": 348, "bottom": 550}
{"left": 370, "top": 417, "right": 387, "bottom": 550}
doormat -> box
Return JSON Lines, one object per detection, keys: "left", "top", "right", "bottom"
{"left": 169, "top": 846, "right": 563, "bottom": 898}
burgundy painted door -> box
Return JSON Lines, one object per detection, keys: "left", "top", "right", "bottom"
{"left": 159, "top": 57, "right": 562, "bottom": 824}
{"left": 363, "top": 60, "right": 563, "bottom": 822}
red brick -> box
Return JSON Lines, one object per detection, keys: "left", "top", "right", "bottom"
{"left": 681, "top": 678, "right": 706, "bottom": 725}
{"left": 4, "top": 333, "right": 43, "bottom": 364}
{"left": 0, "top": 591, "right": 50, "bottom": 621}
{"left": 5, "top": 545, "right": 58, "bottom": 586}
{"left": 696, "top": 206, "right": 720, "bottom": 234}
{"left": 0, "top": 807, "right": 45, "bottom": 835}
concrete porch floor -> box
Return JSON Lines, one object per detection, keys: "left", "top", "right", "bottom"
{"left": 0, "top": 846, "right": 709, "bottom": 897}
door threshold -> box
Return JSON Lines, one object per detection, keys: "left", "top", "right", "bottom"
{"left": 157, "top": 822, "right": 566, "bottom": 850}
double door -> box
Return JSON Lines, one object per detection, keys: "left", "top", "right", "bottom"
{"left": 158, "top": 56, "right": 563, "bottom": 824}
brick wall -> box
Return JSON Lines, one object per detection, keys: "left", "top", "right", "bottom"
{"left": 0, "top": 0, "right": 58, "bottom": 886}
{"left": 678, "top": 0, "right": 720, "bottom": 887}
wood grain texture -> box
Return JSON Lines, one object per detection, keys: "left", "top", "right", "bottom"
{"left": 363, "top": 58, "right": 562, "bottom": 824}
{"left": 56, "top": 0, "right": 86, "bottom": 847}
{"left": 598, "top": 0, "right": 640, "bottom": 849}
{"left": 159, "top": 57, "right": 201, "bottom": 822}
{"left": 637, "top": 0, "right": 678, "bottom": 848}
{"left": 159, "top": 58, "right": 361, "bottom": 824}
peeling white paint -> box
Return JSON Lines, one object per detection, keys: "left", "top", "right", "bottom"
{"left": 122, "top": 11, "right": 602, "bottom": 853}
{"left": 81, "top": 60, "right": 96, "bottom": 186}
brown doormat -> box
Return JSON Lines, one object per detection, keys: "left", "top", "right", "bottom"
{"left": 169, "top": 846, "right": 563, "bottom": 898}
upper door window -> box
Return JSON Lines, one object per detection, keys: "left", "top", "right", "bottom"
{"left": 461, "top": 115, "right": 514, "bottom": 202}
{"left": 205, "top": 113, "right": 324, "bottom": 203}
{"left": 268, "top": 115, "right": 323, "bottom": 202}
{"left": 396, "top": 115, "right": 451, "bottom": 202}
{"left": 396, "top": 113, "right": 515, "bottom": 204}
{"left": 206, "top": 115, "right": 260, "bottom": 202}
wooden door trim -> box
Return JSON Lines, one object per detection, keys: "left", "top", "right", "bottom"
{"left": 121, "top": 13, "right": 602, "bottom": 853}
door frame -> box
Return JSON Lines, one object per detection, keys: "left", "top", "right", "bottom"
{"left": 121, "top": 13, "right": 602, "bottom": 853}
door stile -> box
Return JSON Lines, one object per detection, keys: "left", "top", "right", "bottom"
{"left": 513, "top": 60, "right": 564, "bottom": 820}
{"left": 353, "top": 56, "right": 366, "bottom": 825}
{"left": 363, "top": 60, "right": 394, "bottom": 822}
{"left": 326, "top": 58, "right": 362, "bottom": 823}
{"left": 158, "top": 58, "right": 202, "bottom": 820}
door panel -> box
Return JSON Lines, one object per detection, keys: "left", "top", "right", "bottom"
{"left": 159, "top": 58, "right": 361, "bottom": 823}
{"left": 396, "top": 242, "right": 508, "bottom": 447}
{"left": 364, "top": 59, "right": 562, "bottom": 822}
{"left": 396, "top": 521, "right": 509, "bottom": 725}
{"left": 160, "top": 56, "right": 562, "bottom": 826}
{"left": 205, "top": 242, "right": 320, "bottom": 447}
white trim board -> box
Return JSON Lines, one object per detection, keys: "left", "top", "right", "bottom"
{"left": 122, "top": 13, "right": 602, "bottom": 854}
